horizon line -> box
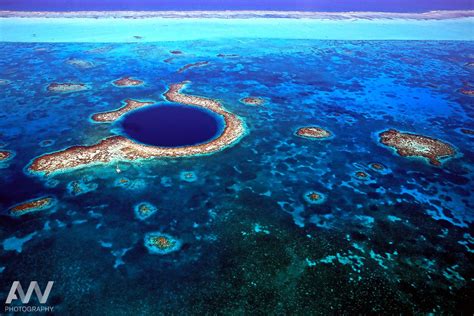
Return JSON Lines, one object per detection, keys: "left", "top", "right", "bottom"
{"left": 1, "top": 10, "right": 474, "bottom": 20}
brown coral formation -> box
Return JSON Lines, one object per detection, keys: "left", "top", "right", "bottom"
{"left": 296, "top": 127, "right": 332, "bottom": 139}
{"left": 9, "top": 197, "right": 55, "bottom": 216}
{"left": 355, "top": 171, "right": 368, "bottom": 179}
{"left": 112, "top": 77, "right": 144, "bottom": 87}
{"left": 177, "top": 61, "right": 209, "bottom": 73}
{"left": 92, "top": 99, "right": 155, "bottom": 122}
{"left": 240, "top": 97, "right": 265, "bottom": 106}
{"left": 369, "top": 162, "right": 385, "bottom": 170}
{"left": 459, "top": 88, "right": 474, "bottom": 96}
{"left": 28, "top": 81, "right": 245, "bottom": 175}
{"left": 47, "top": 82, "right": 88, "bottom": 93}
{"left": 0, "top": 150, "right": 12, "bottom": 161}
{"left": 379, "top": 129, "right": 455, "bottom": 166}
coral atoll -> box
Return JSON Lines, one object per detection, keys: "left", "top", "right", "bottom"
{"left": 28, "top": 81, "right": 245, "bottom": 175}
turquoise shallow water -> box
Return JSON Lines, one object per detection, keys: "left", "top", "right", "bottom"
{"left": 0, "top": 20, "right": 473, "bottom": 314}
{"left": 1, "top": 17, "right": 474, "bottom": 41}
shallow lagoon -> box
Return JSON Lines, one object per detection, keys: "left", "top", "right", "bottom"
{"left": 0, "top": 22, "right": 473, "bottom": 313}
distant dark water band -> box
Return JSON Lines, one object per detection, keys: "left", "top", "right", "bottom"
{"left": 2, "top": 0, "right": 473, "bottom": 13}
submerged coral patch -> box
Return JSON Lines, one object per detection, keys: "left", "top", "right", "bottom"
{"left": 379, "top": 129, "right": 456, "bottom": 166}
{"left": 47, "top": 82, "right": 88, "bottom": 93}
{"left": 144, "top": 232, "right": 181, "bottom": 255}
{"left": 112, "top": 76, "right": 144, "bottom": 87}
{"left": 369, "top": 162, "right": 385, "bottom": 171}
{"left": 296, "top": 126, "right": 332, "bottom": 139}
{"left": 39, "top": 140, "right": 55, "bottom": 147}
{"left": 180, "top": 171, "right": 197, "bottom": 182}
{"left": 460, "top": 128, "right": 474, "bottom": 135}
{"left": 67, "top": 179, "right": 98, "bottom": 196}
{"left": 114, "top": 177, "right": 131, "bottom": 188}
{"left": 303, "top": 191, "right": 326, "bottom": 205}
{"left": 355, "top": 171, "right": 369, "bottom": 180}
{"left": 66, "top": 58, "right": 94, "bottom": 69}
{"left": 134, "top": 202, "right": 158, "bottom": 220}
{"left": 28, "top": 81, "right": 245, "bottom": 175}
{"left": 92, "top": 99, "right": 155, "bottom": 123}
{"left": 240, "top": 97, "right": 265, "bottom": 106}
{"left": 9, "top": 196, "right": 57, "bottom": 217}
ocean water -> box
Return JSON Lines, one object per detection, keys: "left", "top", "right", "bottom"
{"left": 0, "top": 32, "right": 473, "bottom": 313}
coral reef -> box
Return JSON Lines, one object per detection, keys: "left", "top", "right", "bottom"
{"left": 144, "top": 232, "right": 181, "bottom": 254}
{"left": 28, "top": 81, "right": 245, "bottom": 175}
{"left": 296, "top": 127, "right": 332, "bottom": 139}
{"left": 379, "top": 129, "right": 455, "bottom": 166}
{"left": 92, "top": 99, "right": 155, "bottom": 122}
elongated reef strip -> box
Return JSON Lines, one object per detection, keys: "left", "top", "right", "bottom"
{"left": 379, "top": 129, "right": 455, "bottom": 166}
{"left": 177, "top": 61, "right": 209, "bottom": 73}
{"left": 9, "top": 196, "right": 56, "bottom": 216}
{"left": 47, "top": 82, "right": 88, "bottom": 93}
{"left": 92, "top": 99, "right": 155, "bottom": 122}
{"left": 28, "top": 82, "right": 245, "bottom": 175}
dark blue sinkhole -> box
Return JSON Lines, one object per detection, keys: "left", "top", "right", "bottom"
{"left": 119, "top": 103, "right": 225, "bottom": 147}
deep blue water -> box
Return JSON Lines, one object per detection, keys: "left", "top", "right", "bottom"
{"left": 120, "top": 104, "right": 223, "bottom": 147}
{"left": 0, "top": 40, "right": 473, "bottom": 314}
{"left": 1, "top": 0, "right": 473, "bottom": 12}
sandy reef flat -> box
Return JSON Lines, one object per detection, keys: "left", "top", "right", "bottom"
{"left": 1, "top": 10, "right": 473, "bottom": 20}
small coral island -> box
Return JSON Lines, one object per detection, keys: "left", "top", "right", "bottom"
{"left": 379, "top": 129, "right": 455, "bottom": 166}
{"left": 304, "top": 191, "right": 326, "bottom": 204}
{"left": 296, "top": 127, "right": 332, "bottom": 139}
{"left": 0, "top": 150, "right": 13, "bottom": 162}
{"left": 28, "top": 81, "right": 245, "bottom": 175}
{"left": 47, "top": 82, "right": 88, "bottom": 93}
{"left": 9, "top": 196, "right": 56, "bottom": 217}
{"left": 134, "top": 202, "right": 158, "bottom": 221}
{"left": 240, "top": 97, "right": 265, "bottom": 106}
{"left": 112, "top": 76, "right": 144, "bottom": 87}
{"left": 144, "top": 232, "right": 181, "bottom": 254}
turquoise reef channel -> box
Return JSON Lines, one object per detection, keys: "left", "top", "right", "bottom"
{"left": 119, "top": 103, "right": 225, "bottom": 147}
{"left": 0, "top": 39, "right": 473, "bottom": 314}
